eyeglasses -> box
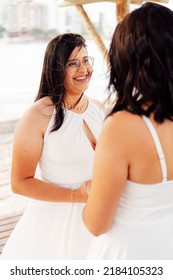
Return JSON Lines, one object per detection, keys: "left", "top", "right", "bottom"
{"left": 66, "top": 56, "right": 94, "bottom": 72}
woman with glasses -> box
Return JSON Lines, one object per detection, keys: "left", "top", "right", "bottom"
{"left": 83, "top": 3, "right": 173, "bottom": 260}
{"left": 1, "top": 33, "right": 106, "bottom": 259}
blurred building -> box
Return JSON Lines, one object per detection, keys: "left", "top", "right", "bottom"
{"left": 6, "top": 0, "right": 47, "bottom": 37}
{"left": 0, "top": 0, "right": 117, "bottom": 40}
{"left": 56, "top": 2, "right": 116, "bottom": 38}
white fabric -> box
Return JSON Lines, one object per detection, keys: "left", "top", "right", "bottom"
{"left": 87, "top": 116, "right": 173, "bottom": 260}
{"left": 142, "top": 115, "right": 167, "bottom": 182}
{"left": 1, "top": 98, "right": 106, "bottom": 260}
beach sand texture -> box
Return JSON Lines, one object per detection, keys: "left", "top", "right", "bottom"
{"left": 0, "top": 120, "right": 28, "bottom": 216}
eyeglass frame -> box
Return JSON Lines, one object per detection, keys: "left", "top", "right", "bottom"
{"left": 65, "top": 56, "right": 94, "bottom": 72}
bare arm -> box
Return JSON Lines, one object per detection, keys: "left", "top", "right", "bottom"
{"left": 11, "top": 102, "right": 87, "bottom": 203}
{"left": 82, "top": 113, "right": 129, "bottom": 235}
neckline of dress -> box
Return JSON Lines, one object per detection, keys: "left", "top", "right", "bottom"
{"left": 126, "top": 179, "right": 173, "bottom": 187}
{"left": 65, "top": 98, "right": 90, "bottom": 116}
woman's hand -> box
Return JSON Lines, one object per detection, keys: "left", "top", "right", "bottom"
{"left": 75, "top": 180, "right": 91, "bottom": 203}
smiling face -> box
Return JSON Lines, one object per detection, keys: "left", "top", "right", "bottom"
{"left": 64, "top": 46, "right": 93, "bottom": 98}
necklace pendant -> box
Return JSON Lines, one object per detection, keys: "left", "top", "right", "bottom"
{"left": 65, "top": 98, "right": 85, "bottom": 111}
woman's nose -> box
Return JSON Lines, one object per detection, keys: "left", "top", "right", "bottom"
{"left": 78, "top": 61, "right": 87, "bottom": 71}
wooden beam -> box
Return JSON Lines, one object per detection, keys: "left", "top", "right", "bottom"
{"left": 116, "top": 0, "right": 130, "bottom": 22}
{"left": 115, "top": 0, "right": 169, "bottom": 22}
{"left": 58, "top": 0, "right": 116, "bottom": 7}
{"left": 75, "top": 5, "right": 107, "bottom": 57}
{"left": 130, "top": 0, "right": 169, "bottom": 3}
{"left": 58, "top": 0, "right": 169, "bottom": 7}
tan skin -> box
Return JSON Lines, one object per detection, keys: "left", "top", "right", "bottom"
{"left": 11, "top": 46, "right": 94, "bottom": 203}
{"left": 83, "top": 110, "right": 173, "bottom": 236}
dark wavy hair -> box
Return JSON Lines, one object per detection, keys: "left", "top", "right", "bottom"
{"left": 35, "top": 33, "right": 86, "bottom": 131}
{"left": 108, "top": 2, "right": 173, "bottom": 123}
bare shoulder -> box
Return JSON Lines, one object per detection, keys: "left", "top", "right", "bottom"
{"left": 106, "top": 111, "right": 141, "bottom": 128}
{"left": 102, "top": 111, "right": 143, "bottom": 144}
{"left": 16, "top": 97, "right": 54, "bottom": 135}
{"left": 32, "top": 96, "right": 54, "bottom": 117}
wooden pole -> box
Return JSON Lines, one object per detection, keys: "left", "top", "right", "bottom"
{"left": 116, "top": 0, "right": 130, "bottom": 22}
{"left": 58, "top": 0, "right": 118, "bottom": 7}
{"left": 75, "top": 5, "right": 107, "bottom": 57}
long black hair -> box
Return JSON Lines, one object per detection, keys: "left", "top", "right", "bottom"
{"left": 35, "top": 33, "right": 86, "bottom": 131}
{"left": 108, "top": 2, "right": 173, "bottom": 123}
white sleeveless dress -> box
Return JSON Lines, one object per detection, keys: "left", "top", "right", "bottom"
{"left": 87, "top": 116, "right": 173, "bottom": 260}
{"left": 1, "top": 98, "right": 106, "bottom": 260}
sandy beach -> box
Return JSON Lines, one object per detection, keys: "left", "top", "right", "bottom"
{"left": 0, "top": 120, "right": 28, "bottom": 216}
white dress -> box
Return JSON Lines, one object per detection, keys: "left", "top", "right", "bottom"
{"left": 1, "top": 98, "right": 106, "bottom": 260}
{"left": 87, "top": 116, "right": 173, "bottom": 260}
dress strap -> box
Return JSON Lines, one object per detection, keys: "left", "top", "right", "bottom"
{"left": 142, "top": 115, "right": 167, "bottom": 182}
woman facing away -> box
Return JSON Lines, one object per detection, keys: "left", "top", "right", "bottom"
{"left": 83, "top": 2, "right": 173, "bottom": 260}
{"left": 1, "top": 33, "right": 106, "bottom": 259}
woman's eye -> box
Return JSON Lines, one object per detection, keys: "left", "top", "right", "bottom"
{"left": 83, "top": 58, "right": 89, "bottom": 64}
{"left": 68, "top": 61, "right": 78, "bottom": 67}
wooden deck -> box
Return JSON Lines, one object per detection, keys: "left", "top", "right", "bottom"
{"left": 0, "top": 212, "right": 22, "bottom": 255}
{"left": 0, "top": 120, "right": 26, "bottom": 255}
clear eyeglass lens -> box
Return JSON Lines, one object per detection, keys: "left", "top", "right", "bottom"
{"left": 66, "top": 57, "right": 94, "bottom": 72}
